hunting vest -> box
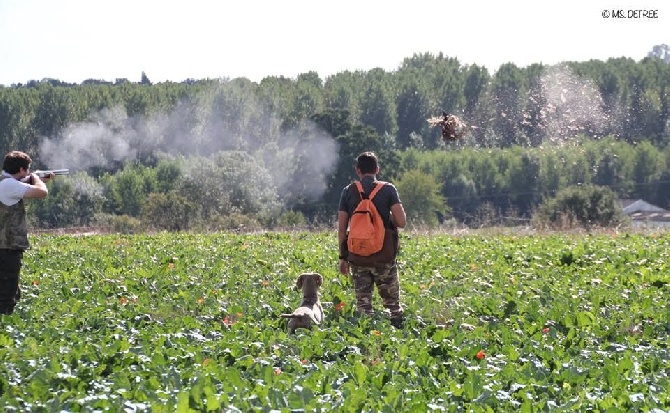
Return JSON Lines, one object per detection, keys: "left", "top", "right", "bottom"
{"left": 0, "top": 175, "right": 30, "bottom": 250}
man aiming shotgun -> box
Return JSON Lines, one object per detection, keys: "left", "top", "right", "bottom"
{"left": 0, "top": 151, "right": 63, "bottom": 315}
{"left": 18, "top": 169, "right": 69, "bottom": 183}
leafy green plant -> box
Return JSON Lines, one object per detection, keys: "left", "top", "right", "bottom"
{"left": 1, "top": 231, "right": 668, "bottom": 411}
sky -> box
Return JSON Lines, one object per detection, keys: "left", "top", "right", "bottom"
{"left": 0, "top": 0, "right": 667, "bottom": 86}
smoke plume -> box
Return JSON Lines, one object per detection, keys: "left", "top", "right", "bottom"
{"left": 40, "top": 106, "right": 137, "bottom": 170}
{"left": 38, "top": 82, "right": 339, "bottom": 208}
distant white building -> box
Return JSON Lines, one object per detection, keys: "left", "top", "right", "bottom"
{"left": 620, "top": 199, "right": 670, "bottom": 229}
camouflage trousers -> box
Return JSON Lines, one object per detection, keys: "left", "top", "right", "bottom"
{"left": 349, "top": 262, "right": 403, "bottom": 319}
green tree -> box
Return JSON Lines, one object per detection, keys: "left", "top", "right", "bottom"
{"left": 536, "top": 184, "right": 626, "bottom": 229}
{"left": 632, "top": 140, "right": 665, "bottom": 202}
{"left": 463, "top": 64, "right": 490, "bottom": 119}
{"left": 141, "top": 192, "right": 195, "bottom": 231}
{"left": 257, "top": 75, "right": 294, "bottom": 121}
{"left": 140, "top": 72, "right": 152, "bottom": 85}
{"left": 538, "top": 148, "right": 566, "bottom": 198}
{"left": 283, "top": 72, "right": 325, "bottom": 131}
{"left": 591, "top": 139, "right": 634, "bottom": 195}
{"left": 101, "top": 163, "right": 158, "bottom": 216}
{"left": 396, "top": 169, "right": 447, "bottom": 228}
{"left": 445, "top": 174, "right": 478, "bottom": 224}
{"left": 360, "top": 68, "right": 397, "bottom": 137}
{"left": 491, "top": 63, "right": 527, "bottom": 146}
{"left": 647, "top": 44, "right": 670, "bottom": 63}
{"left": 323, "top": 71, "right": 364, "bottom": 122}
{"left": 521, "top": 63, "right": 547, "bottom": 146}
{"left": 33, "top": 86, "right": 76, "bottom": 138}
{"left": 154, "top": 159, "right": 182, "bottom": 193}
{"left": 0, "top": 88, "right": 40, "bottom": 155}
{"left": 507, "top": 151, "right": 542, "bottom": 217}
{"left": 434, "top": 56, "right": 465, "bottom": 117}
{"left": 395, "top": 72, "right": 431, "bottom": 149}
{"left": 471, "top": 152, "right": 505, "bottom": 208}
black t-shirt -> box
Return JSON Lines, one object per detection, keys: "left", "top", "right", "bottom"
{"left": 338, "top": 176, "right": 402, "bottom": 229}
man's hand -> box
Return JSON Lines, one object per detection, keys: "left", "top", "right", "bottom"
{"left": 23, "top": 173, "right": 49, "bottom": 199}
{"left": 339, "top": 259, "right": 349, "bottom": 275}
{"left": 21, "top": 172, "right": 52, "bottom": 184}
{"left": 39, "top": 172, "right": 54, "bottom": 183}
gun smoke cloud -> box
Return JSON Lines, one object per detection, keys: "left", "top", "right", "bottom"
{"left": 39, "top": 82, "right": 339, "bottom": 208}
{"left": 40, "top": 107, "right": 137, "bottom": 170}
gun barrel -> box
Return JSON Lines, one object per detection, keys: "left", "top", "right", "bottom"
{"left": 35, "top": 169, "right": 70, "bottom": 177}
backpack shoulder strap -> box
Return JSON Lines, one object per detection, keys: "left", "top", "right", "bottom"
{"left": 368, "top": 181, "right": 387, "bottom": 201}
{"left": 353, "top": 181, "right": 364, "bottom": 199}
{"left": 353, "top": 180, "right": 387, "bottom": 200}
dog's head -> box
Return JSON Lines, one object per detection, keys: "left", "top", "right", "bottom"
{"left": 295, "top": 272, "right": 323, "bottom": 291}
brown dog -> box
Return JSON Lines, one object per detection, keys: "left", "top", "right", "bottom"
{"left": 281, "top": 273, "right": 324, "bottom": 334}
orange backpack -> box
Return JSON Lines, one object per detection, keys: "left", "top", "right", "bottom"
{"left": 347, "top": 181, "right": 386, "bottom": 257}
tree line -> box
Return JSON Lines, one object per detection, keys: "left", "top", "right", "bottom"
{"left": 1, "top": 51, "right": 669, "bottom": 230}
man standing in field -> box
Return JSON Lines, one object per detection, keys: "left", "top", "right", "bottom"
{"left": 0, "top": 151, "right": 52, "bottom": 315}
{"left": 338, "top": 152, "right": 407, "bottom": 328}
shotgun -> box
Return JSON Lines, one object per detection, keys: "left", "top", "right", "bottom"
{"left": 34, "top": 169, "right": 70, "bottom": 178}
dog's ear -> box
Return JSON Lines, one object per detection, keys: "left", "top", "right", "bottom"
{"left": 315, "top": 273, "right": 323, "bottom": 288}
{"left": 295, "top": 274, "right": 305, "bottom": 290}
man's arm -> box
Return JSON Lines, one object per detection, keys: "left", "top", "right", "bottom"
{"left": 390, "top": 203, "right": 406, "bottom": 229}
{"left": 23, "top": 175, "right": 48, "bottom": 199}
{"left": 337, "top": 210, "right": 350, "bottom": 274}
{"left": 337, "top": 211, "right": 349, "bottom": 251}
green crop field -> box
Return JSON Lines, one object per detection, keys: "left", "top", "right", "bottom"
{"left": 1, "top": 231, "right": 669, "bottom": 412}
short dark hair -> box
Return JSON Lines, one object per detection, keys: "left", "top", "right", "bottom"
{"left": 3, "top": 151, "right": 32, "bottom": 174}
{"left": 356, "top": 152, "right": 378, "bottom": 175}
